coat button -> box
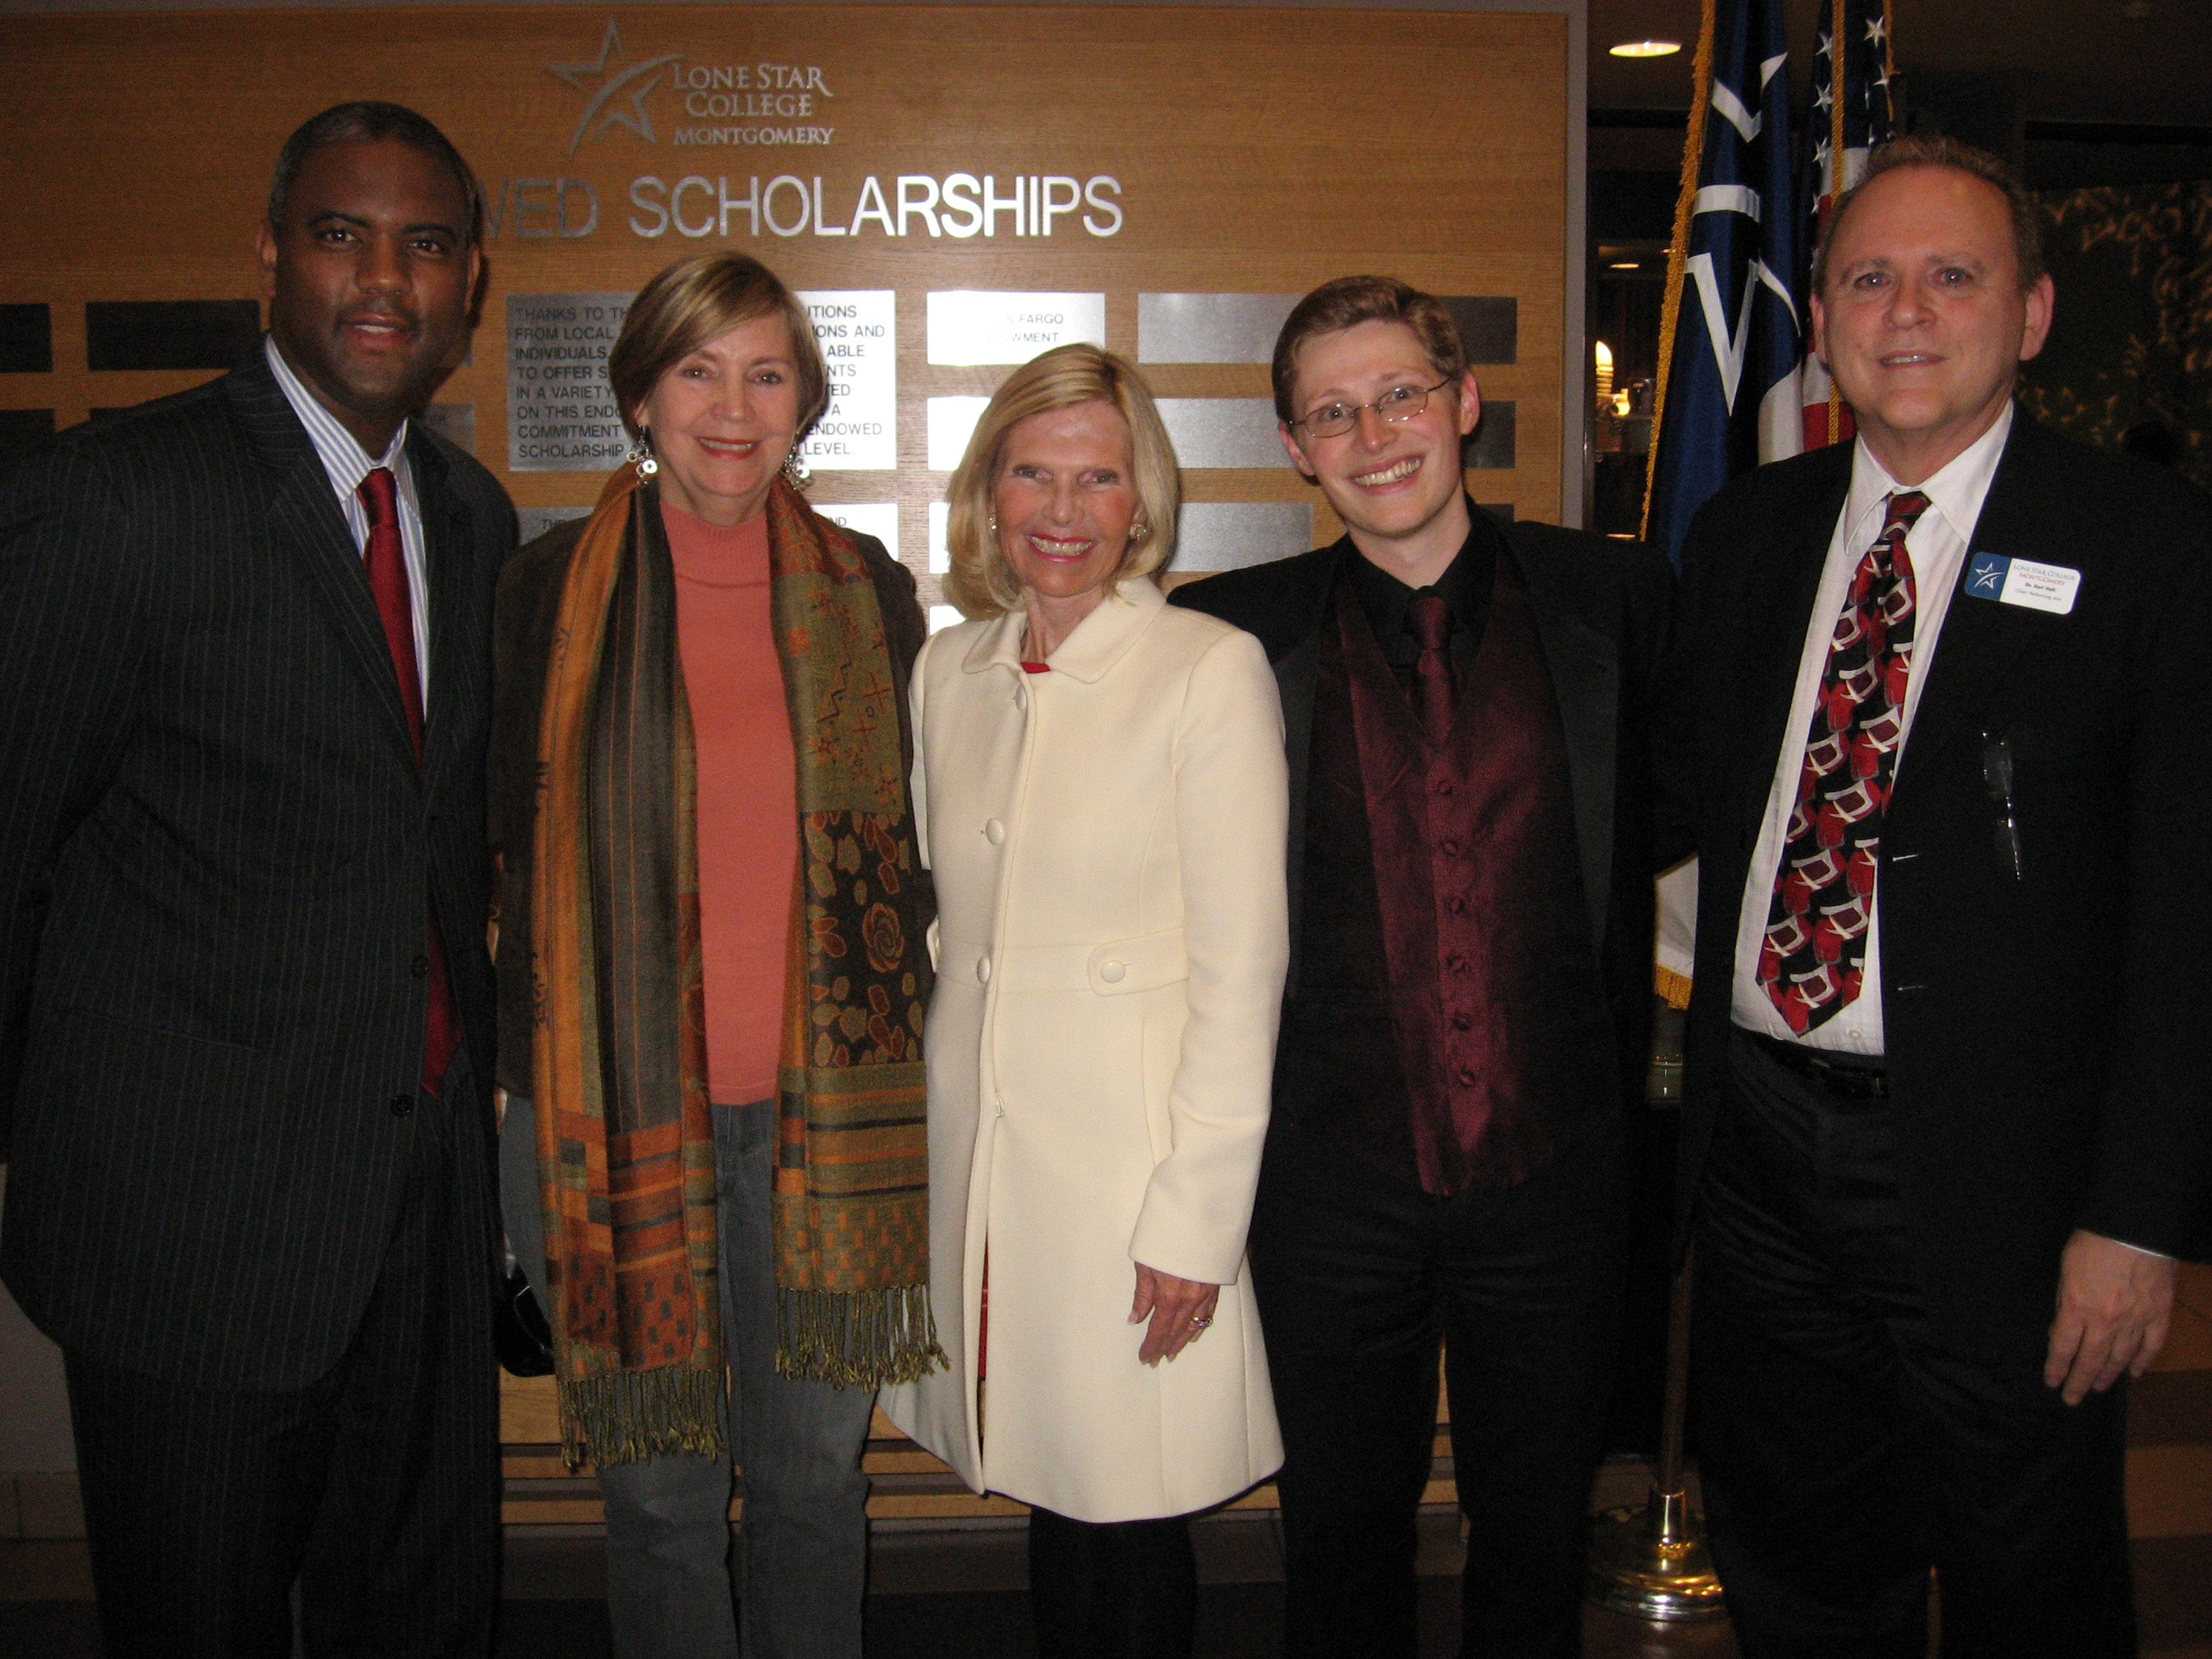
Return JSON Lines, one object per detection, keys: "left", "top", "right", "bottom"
{"left": 411, "top": 954, "right": 431, "bottom": 978}
{"left": 390, "top": 1093, "right": 415, "bottom": 1118}
{"left": 976, "top": 955, "right": 991, "bottom": 984}
{"left": 994, "top": 1101, "right": 1007, "bottom": 1118}
{"left": 1013, "top": 684, "right": 1028, "bottom": 711}
{"left": 1099, "top": 960, "right": 1126, "bottom": 983}
{"left": 984, "top": 819, "right": 1005, "bottom": 844}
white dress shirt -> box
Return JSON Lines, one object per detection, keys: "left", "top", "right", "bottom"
{"left": 265, "top": 336, "right": 431, "bottom": 701}
{"left": 1730, "top": 404, "right": 2016, "bottom": 1057}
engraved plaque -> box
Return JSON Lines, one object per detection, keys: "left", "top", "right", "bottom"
{"left": 927, "top": 291, "right": 1105, "bottom": 366}
{"left": 812, "top": 500, "right": 899, "bottom": 562}
{"left": 1170, "top": 503, "right": 1314, "bottom": 571}
{"left": 1137, "top": 294, "right": 1298, "bottom": 364}
{"left": 507, "top": 293, "right": 632, "bottom": 473}
{"left": 418, "top": 402, "right": 475, "bottom": 454}
{"left": 518, "top": 504, "right": 591, "bottom": 544}
{"left": 927, "top": 397, "right": 992, "bottom": 473}
{"left": 1156, "top": 399, "right": 1287, "bottom": 471}
{"left": 797, "top": 291, "right": 895, "bottom": 471}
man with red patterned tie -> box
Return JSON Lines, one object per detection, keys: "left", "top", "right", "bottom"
{"left": 1668, "top": 135, "right": 2212, "bottom": 1657}
{"left": 0, "top": 104, "right": 512, "bottom": 1657}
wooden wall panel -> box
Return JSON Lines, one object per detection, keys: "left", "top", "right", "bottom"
{"left": 0, "top": 4, "right": 1573, "bottom": 604}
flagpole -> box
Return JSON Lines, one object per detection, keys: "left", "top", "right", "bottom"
{"left": 1637, "top": 0, "right": 1716, "bottom": 543}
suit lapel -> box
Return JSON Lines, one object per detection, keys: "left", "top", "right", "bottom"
{"left": 228, "top": 357, "right": 421, "bottom": 775}
{"left": 1727, "top": 453, "right": 1851, "bottom": 854}
{"left": 1898, "top": 421, "right": 2064, "bottom": 773}
{"left": 409, "top": 430, "right": 475, "bottom": 791}
{"left": 1507, "top": 525, "right": 1617, "bottom": 947}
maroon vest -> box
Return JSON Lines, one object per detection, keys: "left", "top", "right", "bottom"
{"left": 1275, "top": 558, "right": 1613, "bottom": 1196}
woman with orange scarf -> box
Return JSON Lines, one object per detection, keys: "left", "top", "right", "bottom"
{"left": 489, "top": 252, "right": 940, "bottom": 1659}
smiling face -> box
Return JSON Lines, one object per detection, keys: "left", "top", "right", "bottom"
{"left": 991, "top": 398, "right": 1139, "bottom": 628}
{"left": 631, "top": 311, "right": 803, "bottom": 527}
{"left": 256, "top": 138, "right": 479, "bottom": 456}
{"left": 1280, "top": 319, "right": 1480, "bottom": 580}
{"left": 1812, "top": 162, "right": 2053, "bottom": 484}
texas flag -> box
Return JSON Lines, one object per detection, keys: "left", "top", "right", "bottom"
{"left": 1640, "top": 0, "right": 1802, "bottom": 569}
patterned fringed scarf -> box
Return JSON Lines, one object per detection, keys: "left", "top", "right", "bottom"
{"left": 533, "top": 466, "right": 942, "bottom": 1470}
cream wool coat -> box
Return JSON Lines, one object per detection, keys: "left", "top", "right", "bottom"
{"left": 879, "top": 578, "right": 1289, "bottom": 1524}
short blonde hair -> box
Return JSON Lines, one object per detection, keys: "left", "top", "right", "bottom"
{"left": 606, "top": 253, "right": 827, "bottom": 443}
{"left": 942, "top": 344, "right": 1181, "bottom": 619}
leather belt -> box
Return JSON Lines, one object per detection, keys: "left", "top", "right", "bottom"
{"left": 1739, "top": 1028, "right": 1889, "bottom": 1101}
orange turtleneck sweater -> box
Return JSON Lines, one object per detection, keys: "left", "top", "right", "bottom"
{"left": 664, "top": 500, "right": 798, "bottom": 1107}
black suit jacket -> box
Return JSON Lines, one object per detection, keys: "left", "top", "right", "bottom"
{"left": 1172, "top": 510, "right": 1675, "bottom": 1113}
{"left": 1669, "top": 415, "right": 2212, "bottom": 1367}
{"left": 0, "top": 348, "right": 515, "bottom": 1390}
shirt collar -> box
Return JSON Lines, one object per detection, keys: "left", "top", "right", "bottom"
{"left": 1342, "top": 496, "right": 1501, "bottom": 654}
{"left": 1844, "top": 401, "right": 2013, "bottom": 548}
{"left": 264, "top": 335, "right": 411, "bottom": 504}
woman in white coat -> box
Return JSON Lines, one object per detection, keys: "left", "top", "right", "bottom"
{"left": 879, "top": 344, "right": 1290, "bottom": 1655}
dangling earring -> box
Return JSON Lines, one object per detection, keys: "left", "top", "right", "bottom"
{"left": 987, "top": 515, "right": 998, "bottom": 535}
{"left": 782, "top": 450, "right": 812, "bottom": 489}
{"left": 627, "top": 427, "right": 658, "bottom": 478}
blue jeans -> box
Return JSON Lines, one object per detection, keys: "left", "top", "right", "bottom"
{"left": 503, "top": 1097, "right": 876, "bottom": 1659}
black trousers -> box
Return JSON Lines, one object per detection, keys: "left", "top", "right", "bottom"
{"left": 1248, "top": 1112, "right": 1630, "bottom": 1659}
{"left": 64, "top": 1067, "right": 502, "bottom": 1659}
{"left": 1027, "top": 1507, "right": 1197, "bottom": 1659}
{"left": 1693, "top": 1029, "right": 2135, "bottom": 1659}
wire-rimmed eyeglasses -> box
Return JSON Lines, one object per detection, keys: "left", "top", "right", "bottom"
{"left": 1289, "top": 377, "right": 1453, "bottom": 440}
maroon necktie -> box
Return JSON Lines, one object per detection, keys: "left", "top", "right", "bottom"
{"left": 1406, "top": 591, "right": 1457, "bottom": 745}
{"left": 1756, "top": 489, "right": 1928, "bottom": 1035}
{"left": 361, "top": 467, "right": 462, "bottom": 1093}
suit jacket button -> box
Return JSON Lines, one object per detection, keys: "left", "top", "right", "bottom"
{"left": 390, "top": 1094, "right": 416, "bottom": 1117}
{"left": 412, "top": 954, "right": 431, "bottom": 978}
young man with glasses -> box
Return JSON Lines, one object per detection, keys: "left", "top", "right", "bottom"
{"left": 1172, "top": 276, "right": 1675, "bottom": 1657}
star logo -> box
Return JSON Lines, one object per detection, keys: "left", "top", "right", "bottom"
{"left": 550, "top": 20, "right": 682, "bottom": 154}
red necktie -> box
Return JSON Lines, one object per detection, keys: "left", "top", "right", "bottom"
{"left": 1406, "top": 591, "right": 1457, "bottom": 745}
{"left": 1756, "top": 489, "right": 1928, "bottom": 1035}
{"left": 361, "top": 467, "right": 462, "bottom": 1093}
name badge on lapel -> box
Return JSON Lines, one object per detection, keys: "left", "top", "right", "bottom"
{"left": 1963, "top": 552, "right": 2080, "bottom": 615}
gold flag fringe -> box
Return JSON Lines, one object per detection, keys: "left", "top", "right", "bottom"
{"left": 1640, "top": 0, "right": 1720, "bottom": 541}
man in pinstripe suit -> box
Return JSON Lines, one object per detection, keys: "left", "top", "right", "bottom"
{"left": 0, "top": 104, "right": 513, "bottom": 1656}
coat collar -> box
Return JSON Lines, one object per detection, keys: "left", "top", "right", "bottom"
{"left": 958, "top": 577, "right": 1166, "bottom": 684}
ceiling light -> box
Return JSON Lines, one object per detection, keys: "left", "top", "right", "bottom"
{"left": 1609, "top": 38, "right": 1683, "bottom": 57}
{"left": 1610, "top": 261, "right": 1642, "bottom": 269}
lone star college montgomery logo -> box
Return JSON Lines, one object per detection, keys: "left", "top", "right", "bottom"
{"left": 550, "top": 20, "right": 681, "bottom": 153}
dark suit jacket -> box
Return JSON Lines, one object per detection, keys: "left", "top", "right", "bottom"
{"left": 1171, "top": 510, "right": 1676, "bottom": 1115}
{"left": 1669, "top": 415, "right": 2212, "bottom": 1367}
{"left": 0, "top": 347, "right": 515, "bottom": 1390}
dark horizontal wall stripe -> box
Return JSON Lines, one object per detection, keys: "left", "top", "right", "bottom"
{"left": 0, "top": 304, "right": 53, "bottom": 373}
{"left": 0, "top": 409, "right": 57, "bottom": 471}
{"left": 86, "top": 299, "right": 261, "bottom": 372}
{"left": 1446, "top": 296, "right": 1518, "bottom": 365}
{"left": 1463, "top": 401, "right": 1515, "bottom": 471}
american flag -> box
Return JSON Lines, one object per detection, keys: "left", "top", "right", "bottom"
{"left": 1796, "top": 0, "right": 1903, "bottom": 451}
{"left": 1641, "top": 0, "right": 1802, "bottom": 568}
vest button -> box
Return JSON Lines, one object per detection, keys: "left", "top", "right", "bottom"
{"left": 1440, "top": 838, "right": 1463, "bottom": 857}
{"left": 1099, "top": 960, "right": 1126, "bottom": 983}
{"left": 985, "top": 819, "right": 1006, "bottom": 844}
{"left": 1445, "top": 895, "right": 1467, "bottom": 914}
{"left": 1434, "top": 778, "right": 1454, "bottom": 796}
{"left": 1452, "top": 1013, "right": 1474, "bottom": 1031}
{"left": 1456, "top": 1067, "right": 1478, "bottom": 1086}
{"left": 390, "top": 1094, "right": 415, "bottom": 1117}
{"left": 411, "top": 954, "right": 431, "bottom": 978}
